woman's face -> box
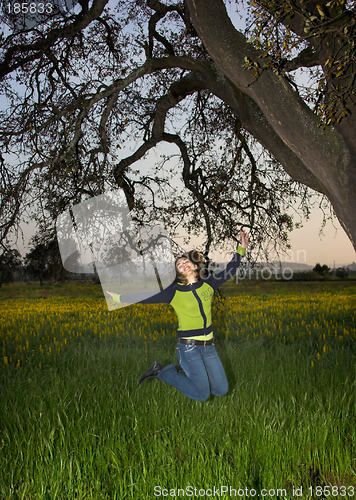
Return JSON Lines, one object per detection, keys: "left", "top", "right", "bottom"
{"left": 176, "top": 257, "right": 197, "bottom": 278}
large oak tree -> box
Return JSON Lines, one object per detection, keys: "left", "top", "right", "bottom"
{"left": 0, "top": 0, "right": 355, "bottom": 256}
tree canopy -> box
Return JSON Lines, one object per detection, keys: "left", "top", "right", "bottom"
{"left": 0, "top": 247, "right": 21, "bottom": 286}
{"left": 1, "top": 0, "right": 355, "bottom": 259}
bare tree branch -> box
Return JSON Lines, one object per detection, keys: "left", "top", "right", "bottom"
{"left": 0, "top": 0, "right": 110, "bottom": 80}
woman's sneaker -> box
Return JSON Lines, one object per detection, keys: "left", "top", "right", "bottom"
{"left": 138, "top": 360, "right": 163, "bottom": 385}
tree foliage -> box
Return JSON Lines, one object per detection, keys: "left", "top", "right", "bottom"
{"left": 0, "top": 0, "right": 355, "bottom": 260}
{"left": 313, "top": 262, "right": 331, "bottom": 275}
{"left": 244, "top": 0, "right": 356, "bottom": 123}
{"left": 0, "top": 248, "right": 22, "bottom": 286}
{"left": 24, "top": 236, "right": 65, "bottom": 285}
{"left": 335, "top": 266, "right": 348, "bottom": 279}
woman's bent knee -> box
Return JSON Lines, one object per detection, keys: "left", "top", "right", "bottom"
{"left": 212, "top": 381, "right": 229, "bottom": 397}
{"left": 194, "top": 389, "right": 210, "bottom": 402}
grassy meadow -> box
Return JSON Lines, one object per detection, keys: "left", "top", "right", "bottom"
{"left": 1, "top": 279, "right": 356, "bottom": 499}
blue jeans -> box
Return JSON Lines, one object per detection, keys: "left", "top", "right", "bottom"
{"left": 157, "top": 342, "right": 228, "bottom": 401}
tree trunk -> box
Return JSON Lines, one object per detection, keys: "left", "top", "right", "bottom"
{"left": 187, "top": 0, "right": 356, "bottom": 251}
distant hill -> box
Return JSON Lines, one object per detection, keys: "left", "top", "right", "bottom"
{"left": 214, "top": 261, "right": 313, "bottom": 271}
{"left": 345, "top": 262, "right": 356, "bottom": 272}
{"left": 278, "top": 262, "right": 313, "bottom": 271}
{"left": 214, "top": 260, "right": 356, "bottom": 273}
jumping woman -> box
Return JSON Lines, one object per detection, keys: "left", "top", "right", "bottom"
{"left": 107, "top": 230, "right": 249, "bottom": 401}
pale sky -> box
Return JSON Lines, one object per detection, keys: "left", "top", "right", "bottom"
{"left": 287, "top": 209, "right": 355, "bottom": 266}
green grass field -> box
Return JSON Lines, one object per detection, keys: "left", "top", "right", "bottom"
{"left": 1, "top": 280, "right": 356, "bottom": 499}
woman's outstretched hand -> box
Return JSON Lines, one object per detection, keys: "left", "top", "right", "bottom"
{"left": 240, "top": 230, "right": 249, "bottom": 249}
{"left": 106, "top": 291, "right": 115, "bottom": 299}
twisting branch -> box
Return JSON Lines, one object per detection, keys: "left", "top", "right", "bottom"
{"left": 113, "top": 71, "right": 207, "bottom": 208}
{"left": 282, "top": 46, "right": 320, "bottom": 72}
{"left": 147, "top": 0, "right": 182, "bottom": 56}
{"left": 44, "top": 48, "right": 78, "bottom": 100}
{"left": 165, "top": 132, "right": 214, "bottom": 255}
{"left": 99, "top": 90, "right": 120, "bottom": 154}
{"left": 148, "top": 10, "right": 176, "bottom": 56}
{"left": 2, "top": 56, "right": 204, "bottom": 140}
{"left": 235, "top": 125, "right": 257, "bottom": 230}
{"left": 0, "top": 0, "right": 110, "bottom": 80}
{"left": 111, "top": 68, "right": 215, "bottom": 253}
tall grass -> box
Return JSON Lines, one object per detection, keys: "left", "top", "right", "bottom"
{"left": 1, "top": 281, "right": 356, "bottom": 499}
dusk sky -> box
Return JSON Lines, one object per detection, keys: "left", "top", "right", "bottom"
{"left": 287, "top": 208, "right": 355, "bottom": 266}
